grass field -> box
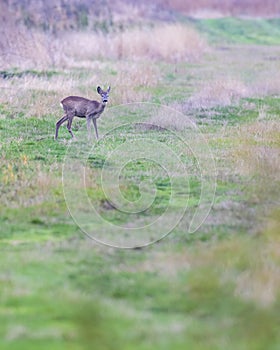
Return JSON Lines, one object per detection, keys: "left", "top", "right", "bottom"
{"left": 0, "top": 17, "right": 280, "bottom": 349}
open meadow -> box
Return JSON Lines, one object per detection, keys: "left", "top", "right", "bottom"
{"left": 0, "top": 3, "right": 280, "bottom": 349}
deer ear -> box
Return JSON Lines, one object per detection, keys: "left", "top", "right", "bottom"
{"left": 107, "top": 86, "right": 111, "bottom": 92}
{"left": 97, "top": 86, "right": 102, "bottom": 94}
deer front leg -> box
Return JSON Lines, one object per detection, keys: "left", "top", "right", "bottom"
{"left": 92, "top": 118, "right": 99, "bottom": 140}
{"left": 55, "top": 115, "right": 68, "bottom": 140}
{"left": 86, "top": 116, "right": 93, "bottom": 141}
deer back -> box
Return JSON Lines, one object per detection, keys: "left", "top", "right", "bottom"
{"left": 61, "top": 96, "right": 102, "bottom": 117}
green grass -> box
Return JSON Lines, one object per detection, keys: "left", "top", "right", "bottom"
{"left": 194, "top": 18, "right": 280, "bottom": 45}
{"left": 0, "top": 69, "right": 59, "bottom": 80}
{"left": 1, "top": 232, "right": 280, "bottom": 349}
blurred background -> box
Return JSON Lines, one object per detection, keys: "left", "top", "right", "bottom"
{"left": 1, "top": 0, "right": 280, "bottom": 68}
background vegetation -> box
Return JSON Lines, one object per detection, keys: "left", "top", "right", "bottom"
{"left": 0, "top": 1, "right": 280, "bottom": 349}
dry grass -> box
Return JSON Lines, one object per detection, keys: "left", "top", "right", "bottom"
{"left": 252, "top": 70, "right": 280, "bottom": 97}
{"left": 0, "top": 60, "right": 160, "bottom": 117}
{"left": 147, "top": 106, "right": 193, "bottom": 131}
{"left": 112, "top": 24, "right": 208, "bottom": 62}
{"left": 60, "top": 24, "right": 208, "bottom": 64}
{"left": 1, "top": 22, "right": 208, "bottom": 69}
{"left": 186, "top": 77, "right": 249, "bottom": 110}
{"left": 231, "top": 117, "right": 280, "bottom": 206}
{"left": 0, "top": 24, "right": 59, "bottom": 69}
{"left": 161, "top": 0, "right": 280, "bottom": 17}
{"left": 233, "top": 119, "right": 280, "bottom": 178}
{"left": 179, "top": 45, "right": 280, "bottom": 112}
{"left": 1, "top": 157, "right": 61, "bottom": 208}
{"left": 0, "top": 76, "right": 68, "bottom": 118}
{"left": 109, "top": 62, "right": 160, "bottom": 104}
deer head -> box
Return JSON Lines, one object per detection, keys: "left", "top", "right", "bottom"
{"left": 97, "top": 86, "right": 111, "bottom": 103}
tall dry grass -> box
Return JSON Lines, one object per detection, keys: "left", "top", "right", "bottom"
{"left": 109, "top": 62, "right": 160, "bottom": 104}
{"left": 1, "top": 21, "right": 207, "bottom": 69}
{"left": 61, "top": 24, "right": 208, "bottom": 63}
{"left": 0, "top": 59, "right": 160, "bottom": 117}
{"left": 0, "top": 20, "right": 60, "bottom": 69}
{"left": 0, "top": 75, "right": 79, "bottom": 118}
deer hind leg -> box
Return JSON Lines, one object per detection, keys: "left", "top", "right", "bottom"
{"left": 67, "top": 116, "right": 75, "bottom": 138}
{"left": 55, "top": 115, "right": 68, "bottom": 140}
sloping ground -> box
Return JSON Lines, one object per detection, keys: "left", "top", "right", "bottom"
{"left": 194, "top": 18, "right": 280, "bottom": 44}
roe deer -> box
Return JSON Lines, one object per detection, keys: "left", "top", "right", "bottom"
{"left": 55, "top": 86, "right": 111, "bottom": 140}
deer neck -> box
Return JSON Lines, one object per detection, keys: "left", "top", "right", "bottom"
{"left": 99, "top": 101, "right": 107, "bottom": 112}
